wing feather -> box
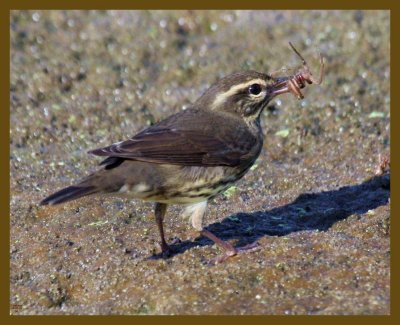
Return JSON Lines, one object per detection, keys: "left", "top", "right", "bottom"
{"left": 89, "top": 109, "right": 257, "bottom": 167}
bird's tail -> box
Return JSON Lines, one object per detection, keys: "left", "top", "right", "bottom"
{"left": 40, "top": 164, "right": 126, "bottom": 206}
{"left": 40, "top": 185, "right": 97, "bottom": 206}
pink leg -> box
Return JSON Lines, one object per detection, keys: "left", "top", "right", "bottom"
{"left": 200, "top": 229, "right": 261, "bottom": 264}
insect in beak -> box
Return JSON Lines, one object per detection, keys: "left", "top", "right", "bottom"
{"left": 270, "top": 42, "right": 325, "bottom": 100}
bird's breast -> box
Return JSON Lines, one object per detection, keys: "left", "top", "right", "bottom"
{"left": 141, "top": 164, "right": 247, "bottom": 204}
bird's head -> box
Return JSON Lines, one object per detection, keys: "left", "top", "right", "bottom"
{"left": 195, "top": 70, "right": 290, "bottom": 121}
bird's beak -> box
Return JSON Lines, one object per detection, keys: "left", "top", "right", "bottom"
{"left": 269, "top": 76, "right": 305, "bottom": 100}
{"left": 267, "top": 48, "right": 324, "bottom": 100}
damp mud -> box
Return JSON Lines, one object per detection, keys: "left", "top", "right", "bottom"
{"left": 10, "top": 10, "right": 390, "bottom": 315}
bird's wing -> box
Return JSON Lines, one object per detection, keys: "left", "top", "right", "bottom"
{"left": 88, "top": 109, "right": 257, "bottom": 167}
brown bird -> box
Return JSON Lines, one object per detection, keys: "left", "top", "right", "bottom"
{"left": 40, "top": 44, "right": 324, "bottom": 262}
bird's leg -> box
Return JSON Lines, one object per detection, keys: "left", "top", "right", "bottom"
{"left": 154, "top": 202, "right": 172, "bottom": 256}
{"left": 200, "top": 229, "right": 261, "bottom": 264}
{"left": 183, "top": 201, "right": 260, "bottom": 263}
{"left": 200, "top": 229, "right": 237, "bottom": 256}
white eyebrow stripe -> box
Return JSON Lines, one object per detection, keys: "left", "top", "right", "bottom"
{"left": 211, "top": 78, "right": 267, "bottom": 109}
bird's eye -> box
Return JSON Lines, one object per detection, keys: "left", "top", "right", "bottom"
{"left": 248, "top": 84, "right": 262, "bottom": 95}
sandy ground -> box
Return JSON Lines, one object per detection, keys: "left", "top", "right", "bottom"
{"left": 10, "top": 10, "right": 390, "bottom": 315}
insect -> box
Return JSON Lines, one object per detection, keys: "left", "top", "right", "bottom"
{"left": 271, "top": 42, "right": 325, "bottom": 100}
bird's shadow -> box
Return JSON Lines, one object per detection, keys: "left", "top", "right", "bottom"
{"left": 149, "top": 173, "right": 390, "bottom": 259}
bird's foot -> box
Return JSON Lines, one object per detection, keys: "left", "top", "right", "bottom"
{"left": 207, "top": 242, "right": 261, "bottom": 265}
{"left": 158, "top": 237, "right": 182, "bottom": 258}
{"left": 159, "top": 242, "right": 175, "bottom": 258}
{"left": 147, "top": 245, "right": 174, "bottom": 260}
{"left": 236, "top": 242, "right": 261, "bottom": 253}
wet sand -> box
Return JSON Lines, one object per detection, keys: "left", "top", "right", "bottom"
{"left": 10, "top": 10, "right": 390, "bottom": 314}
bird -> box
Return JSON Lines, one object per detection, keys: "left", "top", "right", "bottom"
{"left": 40, "top": 45, "right": 323, "bottom": 262}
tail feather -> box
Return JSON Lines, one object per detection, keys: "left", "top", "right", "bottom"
{"left": 40, "top": 185, "right": 97, "bottom": 206}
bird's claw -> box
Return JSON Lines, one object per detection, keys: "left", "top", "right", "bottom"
{"left": 205, "top": 242, "right": 261, "bottom": 265}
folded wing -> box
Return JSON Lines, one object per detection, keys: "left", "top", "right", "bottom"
{"left": 89, "top": 109, "right": 257, "bottom": 167}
